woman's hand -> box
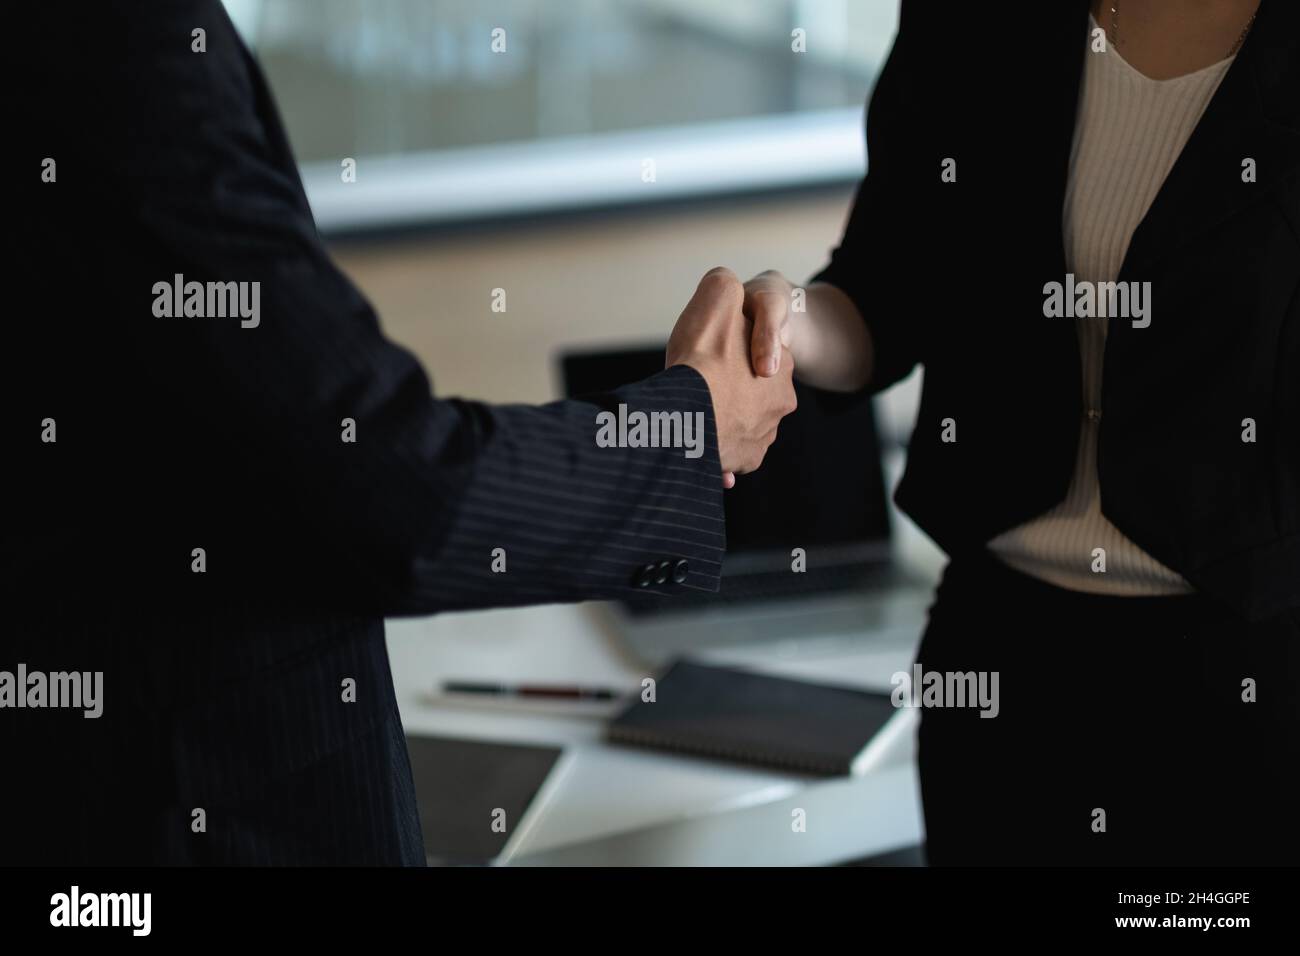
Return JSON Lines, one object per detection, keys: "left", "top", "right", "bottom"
{"left": 743, "top": 270, "right": 873, "bottom": 392}
{"left": 743, "top": 271, "right": 799, "bottom": 378}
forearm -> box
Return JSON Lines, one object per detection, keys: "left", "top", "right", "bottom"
{"left": 790, "top": 282, "right": 875, "bottom": 392}
{"left": 387, "top": 366, "right": 726, "bottom": 615}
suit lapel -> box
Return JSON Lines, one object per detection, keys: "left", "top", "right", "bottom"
{"left": 1035, "top": 1, "right": 1093, "bottom": 401}
{"left": 1119, "top": 0, "right": 1300, "bottom": 281}
{"left": 1047, "top": 0, "right": 1093, "bottom": 275}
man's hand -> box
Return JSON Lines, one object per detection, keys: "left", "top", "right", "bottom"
{"left": 666, "top": 267, "right": 797, "bottom": 487}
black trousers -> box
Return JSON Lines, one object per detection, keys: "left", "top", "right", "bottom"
{"left": 916, "top": 550, "right": 1300, "bottom": 866}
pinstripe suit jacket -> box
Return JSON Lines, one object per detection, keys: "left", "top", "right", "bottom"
{"left": 8, "top": 1, "right": 725, "bottom": 864}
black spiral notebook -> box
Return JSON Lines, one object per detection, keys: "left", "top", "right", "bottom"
{"left": 607, "top": 659, "right": 900, "bottom": 776}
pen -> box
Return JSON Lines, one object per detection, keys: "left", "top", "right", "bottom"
{"left": 439, "top": 681, "right": 626, "bottom": 701}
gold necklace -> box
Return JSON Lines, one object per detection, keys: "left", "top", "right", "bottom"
{"left": 1108, "top": 1, "right": 1259, "bottom": 58}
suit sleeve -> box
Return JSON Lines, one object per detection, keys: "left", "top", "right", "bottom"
{"left": 68, "top": 1, "right": 725, "bottom": 616}
{"left": 810, "top": 13, "right": 925, "bottom": 394}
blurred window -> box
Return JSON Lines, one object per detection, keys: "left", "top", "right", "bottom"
{"left": 225, "top": 0, "right": 898, "bottom": 231}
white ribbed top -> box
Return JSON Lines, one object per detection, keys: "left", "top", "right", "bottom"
{"left": 988, "top": 16, "right": 1234, "bottom": 595}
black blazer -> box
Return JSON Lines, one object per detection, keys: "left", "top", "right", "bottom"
{"left": 8, "top": 1, "right": 724, "bottom": 864}
{"left": 815, "top": 0, "right": 1299, "bottom": 620}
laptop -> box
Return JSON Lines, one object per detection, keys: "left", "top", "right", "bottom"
{"left": 560, "top": 344, "right": 932, "bottom": 666}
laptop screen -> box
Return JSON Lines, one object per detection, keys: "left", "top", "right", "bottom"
{"left": 560, "top": 345, "right": 891, "bottom": 569}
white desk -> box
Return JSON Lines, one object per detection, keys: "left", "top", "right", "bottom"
{"left": 386, "top": 563, "right": 939, "bottom": 866}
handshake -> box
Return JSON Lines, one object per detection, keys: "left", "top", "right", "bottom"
{"left": 666, "top": 267, "right": 801, "bottom": 488}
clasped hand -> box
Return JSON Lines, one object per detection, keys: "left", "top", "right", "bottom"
{"left": 666, "top": 267, "right": 799, "bottom": 487}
